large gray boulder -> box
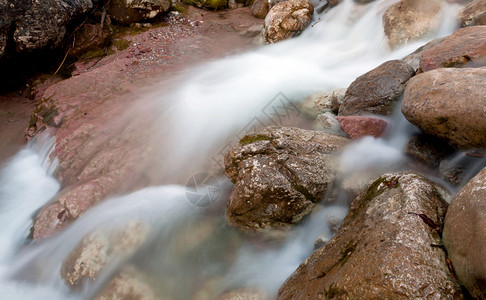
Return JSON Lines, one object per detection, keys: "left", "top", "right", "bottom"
{"left": 12, "top": 0, "right": 92, "bottom": 53}
{"left": 224, "top": 126, "right": 349, "bottom": 231}
{"left": 338, "top": 60, "right": 415, "bottom": 116}
{"left": 278, "top": 172, "right": 463, "bottom": 299}
{"left": 443, "top": 166, "right": 486, "bottom": 299}
{"left": 401, "top": 67, "right": 486, "bottom": 149}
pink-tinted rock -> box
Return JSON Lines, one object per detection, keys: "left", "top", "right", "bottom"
{"left": 336, "top": 116, "right": 388, "bottom": 139}
{"left": 420, "top": 26, "right": 486, "bottom": 72}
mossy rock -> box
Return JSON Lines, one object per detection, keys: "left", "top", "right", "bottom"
{"left": 184, "top": 0, "right": 227, "bottom": 10}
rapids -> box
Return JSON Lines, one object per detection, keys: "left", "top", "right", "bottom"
{"left": 0, "top": 0, "right": 465, "bottom": 298}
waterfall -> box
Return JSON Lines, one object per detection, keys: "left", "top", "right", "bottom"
{"left": 0, "top": 0, "right": 462, "bottom": 298}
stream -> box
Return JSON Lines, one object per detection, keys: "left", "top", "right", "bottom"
{"left": 0, "top": 0, "right": 464, "bottom": 298}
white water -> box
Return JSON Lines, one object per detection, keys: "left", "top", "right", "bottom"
{"left": 0, "top": 0, "right": 464, "bottom": 298}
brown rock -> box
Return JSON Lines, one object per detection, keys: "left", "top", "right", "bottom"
{"left": 401, "top": 67, "right": 486, "bottom": 149}
{"left": 382, "top": 0, "right": 443, "bottom": 48}
{"left": 405, "top": 133, "right": 454, "bottom": 167}
{"left": 336, "top": 116, "right": 388, "bottom": 139}
{"left": 460, "top": 0, "right": 486, "bottom": 26}
{"left": 108, "top": 0, "right": 171, "bottom": 25}
{"left": 420, "top": 26, "right": 486, "bottom": 72}
{"left": 402, "top": 37, "right": 445, "bottom": 71}
{"left": 224, "top": 126, "right": 349, "bottom": 231}
{"left": 252, "top": 0, "right": 269, "bottom": 18}
{"left": 443, "top": 166, "right": 486, "bottom": 299}
{"left": 263, "top": 0, "right": 314, "bottom": 43}
{"left": 277, "top": 172, "right": 463, "bottom": 299}
{"left": 338, "top": 60, "right": 415, "bottom": 116}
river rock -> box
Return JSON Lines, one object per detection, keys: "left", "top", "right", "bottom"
{"left": 277, "top": 172, "right": 463, "bottom": 299}
{"left": 338, "top": 60, "right": 415, "bottom": 116}
{"left": 224, "top": 126, "right": 349, "bottom": 231}
{"left": 460, "top": 0, "right": 486, "bottom": 26}
{"left": 263, "top": 0, "right": 314, "bottom": 43}
{"left": 405, "top": 133, "right": 454, "bottom": 168}
{"left": 443, "top": 166, "right": 486, "bottom": 299}
{"left": 336, "top": 116, "right": 388, "bottom": 139}
{"left": 94, "top": 267, "right": 157, "bottom": 300}
{"left": 108, "top": 0, "right": 171, "bottom": 24}
{"left": 382, "top": 0, "right": 443, "bottom": 48}
{"left": 252, "top": 0, "right": 270, "bottom": 18}
{"left": 420, "top": 26, "right": 486, "bottom": 71}
{"left": 61, "top": 221, "right": 149, "bottom": 287}
{"left": 402, "top": 37, "right": 445, "bottom": 71}
{"left": 401, "top": 67, "right": 486, "bottom": 149}
{"left": 315, "top": 112, "right": 343, "bottom": 134}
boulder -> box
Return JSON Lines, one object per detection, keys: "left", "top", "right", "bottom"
{"left": 224, "top": 126, "right": 349, "bottom": 231}
{"left": 401, "top": 67, "right": 486, "bottom": 149}
{"left": 382, "top": 0, "right": 443, "bottom": 48}
{"left": 278, "top": 172, "right": 463, "bottom": 299}
{"left": 13, "top": 0, "right": 93, "bottom": 52}
{"left": 336, "top": 116, "right": 388, "bottom": 139}
{"left": 460, "top": 0, "right": 486, "bottom": 26}
{"left": 338, "top": 60, "right": 415, "bottom": 116}
{"left": 420, "top": 26, "right": 486, "bottom": 72}
{"left": 252, "top": 0, "right": 269, "bottom": 18}
{"left": 402, "top": 37, "right": 445, "bottom": 71}
{"left": 443, "top": 166, "right": 486, "bottom": 299}
{"left": 263, "top": 0, "right": 314, "bottom": 43}
{"left": 108, "top": 0, "right": 171, "bottom": 24}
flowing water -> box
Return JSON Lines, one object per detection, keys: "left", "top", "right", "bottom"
{"left": 0, "top": 0, "right": 468, "bottom": 298}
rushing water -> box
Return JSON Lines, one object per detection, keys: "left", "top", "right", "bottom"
{"left": 0, "top": 0, "right": 467, "bottom": 298}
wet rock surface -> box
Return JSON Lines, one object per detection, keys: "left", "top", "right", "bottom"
{"left": 30, "top": 7, "right": 262, "bottom": 239}
{"left": 108, "top": 0, "right": 171, "bottom": 24}
{"left": 382, "top": 0, "right": 443, "bottom": 48}
{"left": 252, "top": 0, "right": 270, "bottom": 18}
{"left": 336, "top": 115, "right": 388, "bottom": 139}
{"left": 263, "top": 0, "right": 314, "bottom": 43}
{"left": 419, "top": 26, "right": 486, "bottom": 72}
{"left": 278, "top": 172, "right": 463, "bottom": 299}
{"left": 460, "top": 0, "right": 486, "bottom": 26}
{"left": 401, "top": 67, "right": 486, "bottom": 149}
{"left": 338, "top": 60, "right": 415, "bottom": 116}
{"left": 443, "top": 166, "right": 486, "bottom": 299}
{"left": 224, "top": 126, "right": 349, "bottom": 231}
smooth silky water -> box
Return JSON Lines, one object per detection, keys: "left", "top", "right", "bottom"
{"left": 0, "top": 0, "right": 465, "bottom": 298}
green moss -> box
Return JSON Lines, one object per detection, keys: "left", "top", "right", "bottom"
{"left": 184, "top": 0, "right": 227, "bottom": 10}
{"left": 339, "top": 240, "right": 357, "bottom": 267}
{"left": 355, "top": 176, "right": 399, "bottom": 211}
{"left": 239, "top": 134, "right": 273, "bottom": 145}
{"left": 324, "top": 283, "right": 349, "bottom": 298}
{"left": 171, "top": 4, "right": 187, "bottom": 13}
{"left": 79, "top": 48, "right": 106, "bottom": 60}
{"left": 112, "top": 38, "right": 130, "bottom": 51}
